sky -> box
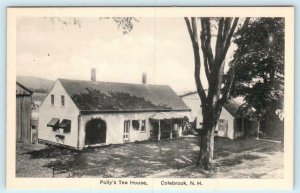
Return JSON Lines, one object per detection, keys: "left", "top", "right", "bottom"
{"left": 17, "top": 17, "right": 237, "bottom": 94}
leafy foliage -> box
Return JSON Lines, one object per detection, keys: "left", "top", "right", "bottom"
{"left": 46, "top": 17, "right": 139, "bottom": 34}
{"left": 230, "top": 18, "right": 284, "bottom": 119}
{"left": 111, "top": 17, "right": 139, "bottom": 34}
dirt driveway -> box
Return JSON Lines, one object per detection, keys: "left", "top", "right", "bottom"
{"left": 16, "top": 137, "right": 283, "bottom": 178}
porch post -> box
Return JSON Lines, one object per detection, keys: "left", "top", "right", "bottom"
{"left": 170, "top": 119, "right": 173, "bottom": 139}
{"left": 233, "top": 119, "right": 236, "bottom": 139}
{"left": 181, "top": 119, "right": 184, "bottom": 137}
{"left": 256, "top": 121, "right": 260, "bottom": 139}
{"left": 158, "top": 120, "right": 161, "bottom": 141}
{"left": 241, "top": 117, "right": 245, "bottom": 135}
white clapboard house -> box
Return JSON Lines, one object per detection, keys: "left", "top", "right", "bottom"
{"left": 180, "top": 92, "right": 258, "bottom": 139}
{"left": 38, "top": 71, "right": 191, "bottom": 149}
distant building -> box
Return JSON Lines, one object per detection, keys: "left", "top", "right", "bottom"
{"left": 16, "top": 82, "right": 33, "bottom": 142}
{"left": 32, "top": 92, "right": 47, "bottom": 106}
{"left": 31, "top": 93, "right": 46, "bottom": 143}
{"left": 180, "top": 92, "right": 258, "bottom": 139}
{"left": 38, "top": 71, "right": 191, "bottom": 149}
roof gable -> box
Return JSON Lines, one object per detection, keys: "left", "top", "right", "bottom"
{"left": 181, "top": 91, "right": 243, "bottom": 118}
{"left": 59, "top": 79, "right": 190, "bottom": 112}
{"left": 39, "top": 80, "right": 80, "bottom": 114}
{"left": 16, "top": 82, "right": 32, "bottom": 96}
{"left": 223, "top": 99, "right": 242, "bottom": 118}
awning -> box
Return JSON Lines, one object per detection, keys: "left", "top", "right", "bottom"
{"left": 58, "top": 119, "right": 71, "bottom": 129}
{"left": 47, "top": 118, "right": 60, "bottom": 127}
{"left": 149, "top": 112, "right": 186, "bottom": 120}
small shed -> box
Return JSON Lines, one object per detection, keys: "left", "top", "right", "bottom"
{"left": 180, "top": 92, "right": 258, "bottom": 139}
{"left": 16, "top": 82, "right": 33, "bottom": 142}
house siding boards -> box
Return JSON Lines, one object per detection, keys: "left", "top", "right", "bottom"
{"left": 79, "top": 112, "right": 152, "bottom": 148}
{"left": 218, "top": 107, "right": 235, "bottom": 139}
{"left": 38, "top": 80, "right": 80, "bottom": 147}
{"left": 78, "top": 111, "right": 191, "bottom": 149}
{"left": 16, "top": 82, "right": 32, "bottom": 142}
{"left": 38, "top": 79, "right": 191, "bottom": 149}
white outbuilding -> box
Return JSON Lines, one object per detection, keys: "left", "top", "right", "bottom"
{"left": 180, "top": 92, "right": 258, "bottom": 139}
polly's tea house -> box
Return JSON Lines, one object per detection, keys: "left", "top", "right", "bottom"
{"left": 38, "top": 72, "right": 191, "bottom": 149}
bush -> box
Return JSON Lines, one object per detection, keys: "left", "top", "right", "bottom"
{"left": 182, "top": 121, "right": 197, "bottom": 136}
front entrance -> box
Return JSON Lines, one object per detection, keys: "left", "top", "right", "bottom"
{"left": 123, "top": 120, "right": 130, "bottom": 141}
{"left": 85, "top": 119, "right": 107, "bottom": 145}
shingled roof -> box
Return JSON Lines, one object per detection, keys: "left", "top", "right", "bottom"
{"left": 223, "top": 99, "right": 242, "bottom": 118}
{"left": 59, "top": 79, "right": 190, "bottom": 113}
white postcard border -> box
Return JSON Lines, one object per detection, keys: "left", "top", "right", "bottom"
{"left": 6, "top": 7, "right": 294, "bottom": 190}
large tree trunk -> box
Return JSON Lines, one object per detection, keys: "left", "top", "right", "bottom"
{"left": 264, "top": 105, "right": 284, "bottom": 140}
{"left": 196, "top": 127, "right": 215, "bottom": 170}
{"left": 184, "top": 17, "right": 241, "bottom": 171}
{"left": 195, "top": 105, "right": 220, "bottom": 170}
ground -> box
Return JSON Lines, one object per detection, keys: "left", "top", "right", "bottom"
{"left": 16, "top": 136, "right": 283, "bottom": 178}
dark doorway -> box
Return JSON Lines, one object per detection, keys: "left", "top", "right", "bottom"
{"left": 150, "top": 120, "right": 177, "bottom": 140}
{"left": 150, "top": 121, "right": 159, "bottom": 139}
{"left": 85, "top": 119, "right": 107, "bottom": 145}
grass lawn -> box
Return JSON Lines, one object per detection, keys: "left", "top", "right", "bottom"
{"left": 16, "top": 136, "right": 283, "bottom": 178}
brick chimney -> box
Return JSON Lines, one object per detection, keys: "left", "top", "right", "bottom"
{"left": 142, "top": 73, "right": 147, "bottom": 84}
{"left": 91, "top": 68, "right": 96, "bottom": 82}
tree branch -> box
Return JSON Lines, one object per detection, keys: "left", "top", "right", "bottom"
{"left": 203, "top": 53, "right": 211, "bottom": 82}
{"left": 212, "top": 17, "right": 239, "bottom": 77}
{"left": 221, "top": 59, "right": 237, "bottom": 102}
{"left": 191, "top": 17, "right": 198, "bottom": 42}
{"left": 201, "top": 18, "right": 214, "bottom": 70}
{"left": 242, "top": 17, "right": 250, "bottom": 30}
{"left": 200, "top": 19, "right": 211, "bottom": 82}
{"left": 222, "top": 18, "right": 233, "bottom": 45}
{"left": 221, "top": 17, "right": 251, "bottom": 103}
{"left": 184, "top": 17, "right": 207, "bottom": 103}
{"left": 222, "top": 18, "right": 239, "bottom": 60}
{"left": 184, "top": 17, "right": 194, "bottom": 43}
{"left": 215, "top": 18, "right": 224, "bottom": 63}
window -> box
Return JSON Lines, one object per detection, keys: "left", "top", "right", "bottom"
{"left": 123, "top": 120, "right": 130, "bottom": 140}
{"left": 132, "top": 120, "right": 140, "bottom": 130}
{"left": 218, "top": 119, "right": 228, "bottom": 131}
{"left": 55, "top": 134, "right": 65, "bottom": 142}
{"left": 61, "top": 95, "right": 65, "bottom": 106}
{"left": 198, "top": 122, "right": 203, "bottom": 129}
{"left": 141, "top": 120, "right": 146, "bottom": 132}
{"left": 59, "top": 119, "right": 71, "bottom": 133}
{"left": 51, "top": 95, "right": 54, "bottom": 105}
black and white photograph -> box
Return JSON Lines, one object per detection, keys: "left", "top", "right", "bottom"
{"left": 7, "top": 7, "right": 294, "bottom": 190}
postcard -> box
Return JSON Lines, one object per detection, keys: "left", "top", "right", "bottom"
{"left": 7, "top": 7, "right": 294, "bottom": 190}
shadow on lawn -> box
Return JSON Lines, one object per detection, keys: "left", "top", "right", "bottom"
{"left": 29, "top": 139, "right": 200, "bottom": 177}
{"left": 22, "top": 137, "right": 280, "bottom": 178}
{"left": 44, "top": 152, "right": 88, "bottom": 170}
{"left": 255, "top": 145, "right": 283, "bottom": 154}
{"left": 216, "top": 154, "right": 263, "bottom": 167}
{"left": 26, "top": 146, "right": 79, "bottom": 159}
